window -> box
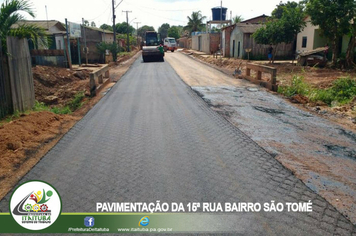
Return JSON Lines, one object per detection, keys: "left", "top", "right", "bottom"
{"left": 302, "top": 37, "right": 307, "bottom": 48}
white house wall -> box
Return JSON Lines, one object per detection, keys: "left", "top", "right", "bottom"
{"left": 296, "top": 16, "right": 319, "bottom": 53}
{"left": 55, "top": 35, "right": 64, "bottom": 50}
{"left": 230, "top": 27, "right": 244, "bottom": 58}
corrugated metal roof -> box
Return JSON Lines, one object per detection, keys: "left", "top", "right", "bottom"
{"left": 85, "top": 26, "right": 114, "bottom": 34}
{"left": 235, "top": 23, "right": 263, "bottom": 33}
{"left": 13, "top": 20, "right": 66, "bottom": 32}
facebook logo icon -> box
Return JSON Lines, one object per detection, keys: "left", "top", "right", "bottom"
{"left": 84, "top": 217, "right": 95, "bottom": 227}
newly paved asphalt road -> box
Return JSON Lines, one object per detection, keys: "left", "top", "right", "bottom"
{"left": 1, "top": 56, "right": 356, "bottom": 235}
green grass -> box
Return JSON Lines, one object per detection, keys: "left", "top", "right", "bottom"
{"left": 278, "top": 76, "right": 356, "bottom": 106}
{"left": 1, "top": 91, "right": 86, "bottom": 124}
{"left": 68, "top": 91, "right": 85, "bottom": 111}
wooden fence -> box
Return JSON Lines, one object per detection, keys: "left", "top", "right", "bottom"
{"left": 0, "top": 37, "right": 35, "bottom": 119}
{"left": 0, "top": 43, "right": 14, "bottom": 119}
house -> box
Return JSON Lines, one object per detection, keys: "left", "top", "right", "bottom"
{"left": 296, "top": 16, "right": 329, "bottom": 53}
{"left": 79, "top": 26, "right": 115, "bottom": 63}
{"left": 240, "top": 14, "right": 269, "bottom": 24}
{"left": 177, "top": 37, "right": 191, "bottom": 49}
{"left": 191, "top": 32, "right": 220, "bottom": 54}
{"left": 229, "top": 22, "right": 293, "bottom": 59}
{"left": 11, "top": 20, "right": 66, "bottom": 50}
{"left": 230, "top": 23, "right": 268, "bottom": 59}
{"left": 222, "top": 24, "right": 235, "bottom": 57}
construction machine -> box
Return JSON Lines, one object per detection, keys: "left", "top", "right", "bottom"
{"left": 142, "top": 31, "right": 164, "bottom": 62}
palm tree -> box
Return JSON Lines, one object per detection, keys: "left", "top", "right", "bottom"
{"left": 233, "top": 15, "right": 244, "bottom": 24}
{"left": 184, "top": 11, "right": 206, "bottom": 34}
{"left": 0, "top": 0, "right": 45, "bottom": 53}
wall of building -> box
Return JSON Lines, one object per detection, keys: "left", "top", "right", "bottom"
{"left": 80, "top": 27, "right": 104, "bottom": 63}
{"left": 230, "top": 27, "right": 244, "bottom": 58}
{"left": 222, "top": 27, "right": 233, "bottom": 57}
{"left": 55, "top": 35, "right": 64, "bottom": 50}
{"left": 209, "top": 33, "right": 220, "bottom": 54}
{"left": 296, "top": 16, "right": 318, "bottom": 53}
{"left": 231, "top": 27, "right": 293, "bottom": 59}
{"left": 192, "top": 33, "right": 219, "bottom": 54}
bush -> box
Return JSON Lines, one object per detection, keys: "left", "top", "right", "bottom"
{"left": 68, "top": 91, "right": 85, "bottom": 111}
{"left": 51, "top": 106, "right": 72, "bottom": 115}
{"left": 278, "top": 76, "right": 311, "bottom": 97}
{"left": 279, "top": 76, "right": 356, "bottom": 106}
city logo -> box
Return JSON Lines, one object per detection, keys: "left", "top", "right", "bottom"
{"left": 138, "top": 216, "right": 150, "bottom": 227}
{"left": 84, "top": 216, "right": 95, "bottom": 227}
{"left": 9, "top": 180, "right": 62, "bottom": 230}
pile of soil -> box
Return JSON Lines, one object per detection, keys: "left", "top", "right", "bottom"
{"left": 32, "top": 66, "right": 92, "bottom": 107}
{"left": 0, "top": 112, "right": 79, "bottom": 199}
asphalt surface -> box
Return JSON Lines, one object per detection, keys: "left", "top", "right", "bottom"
{"left": 1, "top": 56, "right": 356, "bottom": 235}
{"left": 165, "top": 51, "right": 356, "bottom": 224}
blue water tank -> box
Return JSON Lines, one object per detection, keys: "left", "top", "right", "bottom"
{"left": 212, "top": 7, "right": 227, "bottom": 21}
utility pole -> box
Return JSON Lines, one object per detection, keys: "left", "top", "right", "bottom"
{"left": 82, "top": 18, "right": 88, "bottom": 65}
{"left": 134, "top": 22, "right": 141, "bottom": 46}
{"left": 122, "top": 10, "right": 132, "bottom": 52}
{"left": 112, "top": 0, "right": 116, "bottom": 45}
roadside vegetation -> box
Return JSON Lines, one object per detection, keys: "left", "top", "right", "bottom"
{"left": 0, "top": 91, "right": 85, "bottom": 125}
{"left": 278, "top": 76, "right": 356, "bottom": 106}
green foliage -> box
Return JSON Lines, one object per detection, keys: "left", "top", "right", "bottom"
{"left": 100, "top": 24, "right": 113, "bottom": 32}
{"left": 33, "top": 100, "right": 49, "bottom": 112}
{"left": 90, "top": 21, "right": 96, "bottom": 27}
{"left": 184, "top": 11, "right": 206, "bottom": 34}
{"left": 68, "top": 91, "right": 84, "bottom": 111}
{"left": 305, "top": 0, "right": 355, "bottom": 65}
{"left": 137, "top": 25, "right": 155, "bottom": 38}
{"left": 115, "top": 21, "right": 134, "bottom": 34}
{"left": 158, "top": 23, "right": 170, "bottom": 39}
{"left": 272, "top": 1, "right": 298, "bottom": 19}
{"left": 253, "top": 2, "right": 305, "bottom": 46}
{"left": 232, "top": 15, "right": 244, "bottom": 24}
{"left": 51, "top": 106, "right": 71, "bottom": 115}
{"left": 279, "top": 76, "right": 356, "bottom": 105}
{"left": 278, "top": 75, "right": 311, "bottom": 97}
{"left": 96, "top": 41, "right": 121, "bottom": 61}
{"left": 0, "top": 0, "right": 46, "bottom": 53}
{"left": 168, "top": 26, "right": 180, "bottom": 39}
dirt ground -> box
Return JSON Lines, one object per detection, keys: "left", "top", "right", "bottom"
{"left": 0, "top": 50, "right": 140, "bottom": 200}
{"left": 185, "top": 50, "right": 356, "bottom": 131}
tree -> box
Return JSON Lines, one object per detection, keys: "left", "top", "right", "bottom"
{"left": 97, "top": 42, "right": 120, "bottom": 62}
{"left": 158, "top": 23, "right": 170, "bottom": 39}
{"left": 0, "top": 0, "right": 45, "bottom": 53}
{"left": 272, "top": 1, "right": 298, "bottom": 19}
{"left": 115, "top": 22, "right": 134, "bottom": 34}
{"left": 306, "top": 0, "right": 355, "bottom": 66}
{"left": 83, "top": 20, "right": 89, "bottom": 26}
{"left": 90, "top": 21, "right": 96, "bottom": 27}
{"left": 137, "top": 25, "right": 155, "bottom": 38}
{"left": 100, "top": 24, "right": 113, "bottom": 31}
{"left": 253, "top": 2, "right": 305, "bottom": 62}
{"left": 184, "top": 11, "right": 206, "bottom": 34}
{"left": 233, "top": 15, "right": 244, "bottom": 24}
{"left": 168, "top": 26, "right": 180, "bottom": 39}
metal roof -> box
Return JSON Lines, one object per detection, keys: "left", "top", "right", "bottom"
{"left": 235, "top": 23, "right": 263, "bottom": 33}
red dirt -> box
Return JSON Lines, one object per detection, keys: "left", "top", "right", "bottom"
{"left": 32, "top": 66, "right": 91, "bottom": 107}
{"left": 0, "top": 112, "right": 79, "bottom": 199}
